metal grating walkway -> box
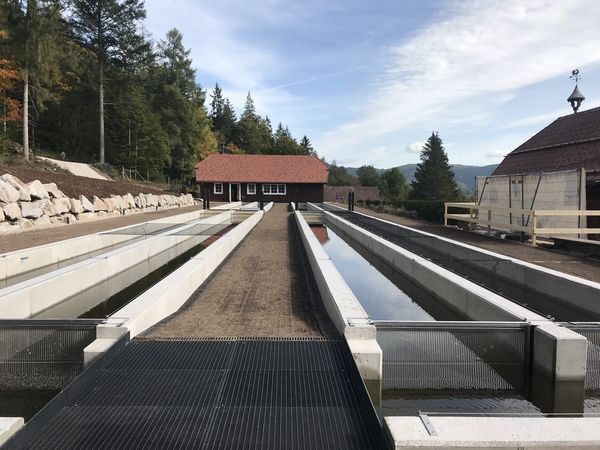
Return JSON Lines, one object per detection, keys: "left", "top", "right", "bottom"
{"left": 6, "top": 337, "right": 388, "bottom": 449}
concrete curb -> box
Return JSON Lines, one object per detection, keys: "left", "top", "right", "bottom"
{"left": 385, "top": 416, "right": 600, "bottom": 449}
{"left": 0, "top": 418, "right": 23, "bottom": 447}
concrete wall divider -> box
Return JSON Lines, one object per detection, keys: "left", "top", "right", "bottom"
{"left": 0, "top": 211, "right": 233, "bottom": 318}
{"left": 92, "top": 204, "right": 272, "bottom": 348}
{"left": 308, "top": 204, "right": 587, "bottom": 387}
{"left": 293, "top": 209, "right": 382, "bottom": 384}
{"left": 324, "top": 202, "right": 600, "bottom": 318}
{"left": 0, "top": 208, "right": 213, "bottom": 284}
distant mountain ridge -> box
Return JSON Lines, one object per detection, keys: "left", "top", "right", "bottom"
{"left": 345, "top": 164, "right": 498, "bottom": 191}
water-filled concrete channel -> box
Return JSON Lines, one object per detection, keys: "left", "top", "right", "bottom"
{"left": 0, "top": 220, "right": 236, "bottom": 421}
{"left": 310, "top": 223, "right": 549, "bottom": 416}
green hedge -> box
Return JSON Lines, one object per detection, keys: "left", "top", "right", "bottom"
{"left": 358, "top": 199, "right": 446, "bottom": 223}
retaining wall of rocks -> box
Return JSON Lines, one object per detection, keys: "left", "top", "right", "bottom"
{"left": 0, "top": 174, "right": 195, "bottom": 234}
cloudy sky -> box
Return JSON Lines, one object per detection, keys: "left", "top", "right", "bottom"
{"left": 144, "top": 0, "right": 600, "bottom": 168}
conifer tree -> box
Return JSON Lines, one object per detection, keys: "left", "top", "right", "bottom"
{"left": 410, "top": 132, "right": 459, "bottom": 201}
{"left": 300, "top": 135, "right": 317, "bottom": 156}
{"left": 69, "top": 0, "right": 148, "bottom": 163}
{"left": 5, "top": 0, "right": 66, "bottom": 160}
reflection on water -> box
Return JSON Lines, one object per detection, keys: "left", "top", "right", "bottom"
{"left": 34, "top": 224, "right": 235, "bottom": 319}
{"left": 312, "top": 225, "right": 461, "bottom": 321}
{"left": 383, "top": 390, "right": 542, "bottom": 416}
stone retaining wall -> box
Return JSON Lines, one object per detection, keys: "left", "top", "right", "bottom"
{"left": 0, "top": 174, "right": 195, "bottom": 234}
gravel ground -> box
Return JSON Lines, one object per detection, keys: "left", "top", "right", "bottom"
{"left": 0, "top": 205, "right": 202, "bottom": 253}
{"left": 348, "top": 204, "right": 600, "bottom": 283}
{"left": 146, "top": 204, "right": 323, "bottom": 338}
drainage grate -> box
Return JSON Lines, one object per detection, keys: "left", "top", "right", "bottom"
{"left": 7, "top": 338, "right": 388, "bottom": 449}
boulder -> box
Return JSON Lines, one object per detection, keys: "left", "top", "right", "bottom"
{"left": 70, "top": 198, "right": 84, "bottom": 214}
{"left": 79, "top": 195, "right": 94, "bottom": 212}
{"left": 185, "top": 194, "right": 194, "bottom": 205}
{"left": 158, "top": 195, "right": 167, "bottom": 207}
{"left": 3, "top": 203, "right": 21, "bottom": 221}
{"left": 43, "top": 183, "right": 65, "bottom": 199}
{"left": 77, "top": 212, "right": 97, "bottom": 221}
{"left": 1, "top": 174, "right": 31, "bottom": 201}
{"left": 27, "top": 180, "right": 50, "bottom": 200}
{"left": 110, "top": 195, "right": 124, "bottom": 210}
{"left": 35, "top": 199, "right": 56, "bottom": 216}
{"left": 20, "top": 202, "right": 44, "bottom": 219}
{"left": 103, "top": 197, "right": 117, "bottom": 212}
{"left": 92, "top": 195, "right": 108, "bottom": 211}
{"left": 134, "top": 194, "right": 146, "bottom": 209}
{"left": 0, "top": 207, "right": 4, "bottom": 222}
{"left": 17, "top": 218, "right": 34, "bottom": 230}
{"left": 123, "top": 193, "right": 136, "bottom": 209}
{"left": 52, "top": 198, "right": 71, "bottom": 215}
{"left": 33, "top": 215, "right": 52, "bottom": 227}
{"left": 0, "top": 179, "right": 20, "bottom": 203}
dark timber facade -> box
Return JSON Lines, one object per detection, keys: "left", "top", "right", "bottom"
{"left": 195, "top": 154, "right": 329, "bottom": 203}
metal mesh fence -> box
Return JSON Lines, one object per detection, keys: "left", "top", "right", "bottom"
{"left": 375, "top": 322, "right": 530, "bottom": 391}
{"left": 0, "top": 320, "right": 100, "bottom": 390}
{"left": 476, "top": 169, "right": 583, "bottom": 233}
{"left": 562, "top": 323, "right": 600, "bottom": 390}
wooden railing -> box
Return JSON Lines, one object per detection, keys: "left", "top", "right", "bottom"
{"left": 444, "top": 202, "right": 600, "bottom": 245}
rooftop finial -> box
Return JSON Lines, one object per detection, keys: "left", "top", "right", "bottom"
{"left": 567, "top": 69, "right": 585, "bottom": 113}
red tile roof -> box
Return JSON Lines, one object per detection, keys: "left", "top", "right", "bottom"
{"left": 494, "top": 106, "right": 600, "bottom": 175}
{"left": 195, "top": 154, "right": 329, "bottom": 183}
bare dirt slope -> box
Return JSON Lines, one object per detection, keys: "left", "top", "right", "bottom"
{"left": 0, "top": 162, "right": 169, "bottom": 198}
{"left": 146, "top": 204, "right": 323, "bottom": 338}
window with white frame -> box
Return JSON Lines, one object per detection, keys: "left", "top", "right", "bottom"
{"left": 214, "top": 183, "right": 223, "bottom": 194}
{"left": 262, "top": 184, "right": 286, "bottom": 195}
{"left": 247, "top": 183, "right": 256, "bottom": 195}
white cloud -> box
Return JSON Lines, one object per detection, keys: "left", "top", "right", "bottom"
{"left": 406, "top": 141, "right": 424, "bottom": 154}
{"left": 316, "top": 0, "right": 600, "bottom": 163}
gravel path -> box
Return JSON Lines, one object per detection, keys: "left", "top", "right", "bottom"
{"left": 348, "top": 204, "right": 600, "bottom": 283}
{"left": 146, "top": 204, "right": 323, "bottom": 338}
{"left": 0, "top": 205, "right": 202, "bottom": 253}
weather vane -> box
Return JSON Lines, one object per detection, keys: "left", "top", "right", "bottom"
{"left": 570, "top": 69, "right": 581, "bottom": 84}
{"left": 567, "top": 69, "right": 585, "bottom": 113}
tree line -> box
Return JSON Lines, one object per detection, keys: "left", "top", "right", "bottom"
{"left": 329, "top": 132, "right": 462, "bottom": 202}
{"left": 0, "top": 0, "right": 315, "bottom": 186}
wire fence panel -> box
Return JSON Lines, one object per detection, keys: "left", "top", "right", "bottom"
{"left": 375, "top": 322, "right": 530, "bottom": 391}
{"left": 476, "top": 169, "right": 583, "bottom": 233}
{"left": 0, "top": 320, "right": 100, "bottom": 390}
{"left": 561, "top": 323, "right": 600, "bottom": 390}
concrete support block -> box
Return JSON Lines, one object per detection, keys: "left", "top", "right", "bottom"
{"left": 0, "top": 417, "right": 24, "bottom": 447}
{"left": 347, "top": 337, "right": 382, "bottom": 381}
{"left": 533, "top": 324, "right": 587, "bottom": 382}
{"left": 83, "top": 338, "right": 120, "bottom": 367}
